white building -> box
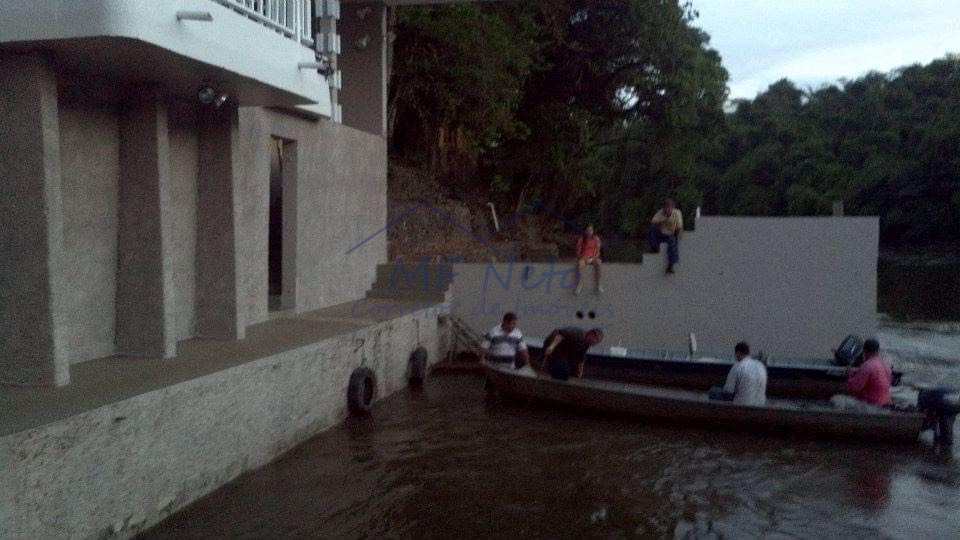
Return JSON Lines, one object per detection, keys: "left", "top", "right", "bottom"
{"left": 0, "top": 1, "right": 459, "bottom": 538}
{"left": 0, "top": 0, "right": 413, "bottom": 387}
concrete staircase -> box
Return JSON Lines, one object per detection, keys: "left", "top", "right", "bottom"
{"left": 365, "top": 263, "right": 454, "bottom": 303}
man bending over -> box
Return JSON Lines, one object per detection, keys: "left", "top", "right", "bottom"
{"left": 540, "top": 327, "right": 604, "bottom": 381}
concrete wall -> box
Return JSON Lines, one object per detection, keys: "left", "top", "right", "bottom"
{"left": 196, "top": 105, "right": 245, "bottom": 341}
{"left": 237, "top": 108, "right": 388, "bottom": 325}
{"left": 116, "top": 89, "right": 180, "bottom": 357}
{"left": 450, "top": 217, "right": 878, "bottom": 360}
{"left": 0, "top": 305, "right": 442, "bottom": 540}
{"left": 339, "top": 1, "right": 388, "bottom": 136}
{"left": 0, "top": 53, "right": 70, "bottom": 386}
{"left": 168, "top": 103, "right": 200, "bottom": 342}
{"left": 41, "top": 84, "right": 204, "bottom": 363}
{"left": 58, "top": 89, "right": 120, "bottom": 364}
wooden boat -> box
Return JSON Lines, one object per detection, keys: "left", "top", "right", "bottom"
{"left": 525, "top": 340, "right": 904, "bottom": 400}
{"left": 484, "top": 363, "right": 925, "bottom": 442}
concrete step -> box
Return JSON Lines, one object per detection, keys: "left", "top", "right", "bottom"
{"left": 376, "top": 262, "right": 454, "bottom": 273}
{"left": 367, "top": 263, "right": 454, "bottom": 303}
{"left": 369, "top": 280, "right": 454, "bottom": 294}
{"left": 374, "top": 265, "right": 453, "bottom": 290}
{"left": 375, "top": 263, "right": 455, "bottom": 283}
{"left": 365, "top": 287, "right": 449, "bottom": 303}
{"left": 370, "top": 276, "right": 455, "bottom": 289}
{"left": 368, "top": 276, "right": 451, "bottom": 289}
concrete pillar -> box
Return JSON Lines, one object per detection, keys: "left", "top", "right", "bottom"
{"left": 197, "top": 106, "right": 245, "bottom": 340}
{"left": 339, "top": 1, "right": 388, "bottom": 137}
{"left": 116, "top": 89, "right": 178, "bottom": 358}
{"left": 0, "top": 53, "right": 70, "bottom": 386}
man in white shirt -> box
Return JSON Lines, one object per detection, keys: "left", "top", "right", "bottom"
{"left": 715, "top": 341, "right": 768, "bottom": 406}
{"left": 481, "top": 312, "right": 530, "bottom": 369}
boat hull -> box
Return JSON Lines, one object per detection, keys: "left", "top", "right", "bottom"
{"left": 485, "top": 365, "right": 924, "bottom": 443}
{"left": 527, "top": 346, "right": 903, "bottom": 400}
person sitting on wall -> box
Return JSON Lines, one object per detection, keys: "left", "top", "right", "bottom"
{"left": 832, "top": 338, "right": 892, "bottom": 410}
{"left": 709, "top": 341, "right": 768, "bottom": 406}
{"left": 540, "top": 327, "right": 604, "bottom": 381}
{"left": 574, "top": 225, "right": 604, "bottom": 295}
{"left": 648, "top": 198, "right": 684, "bottom": 274}
{"left": 480, "top": 312, "right": 530, "bottom": 369}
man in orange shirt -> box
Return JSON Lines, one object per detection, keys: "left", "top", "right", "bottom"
{"left": 574, "top": 225, "right": 603, "bottom": 295}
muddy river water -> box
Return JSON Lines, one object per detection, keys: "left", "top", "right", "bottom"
{"left": 144, "top": 321, "right": 960, "bottom": 539}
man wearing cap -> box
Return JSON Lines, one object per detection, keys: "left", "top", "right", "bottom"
{"left": 540, "top": 326, "right": 604, "bottom": 381}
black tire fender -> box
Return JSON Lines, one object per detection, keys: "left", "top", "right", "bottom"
{"left": 347, "top": 367, "right": 376, "bottom": 415}
{"left": 409, "top": 346, "right": 428, "bottom": 385}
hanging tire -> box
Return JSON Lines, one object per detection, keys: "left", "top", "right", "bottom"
{"left": 347, "top": 367, "right": 376, "bottom": 415}
{"left": 409, "top": 346, "right": 428, "bottom": 386}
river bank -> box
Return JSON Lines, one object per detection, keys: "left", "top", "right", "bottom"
{"left": 143, "top": 319, "right": 960, "bottom": 539}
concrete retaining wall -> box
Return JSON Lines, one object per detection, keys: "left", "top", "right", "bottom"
{"left": 0, "top": 305, "right": 441, "bottom": 540}
{"left": 450, "top": 217, "right": 878, "bottom": 360}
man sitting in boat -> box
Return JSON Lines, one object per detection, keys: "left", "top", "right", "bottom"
{"left": 540, "top": 327, "right": 604, "bottom": 380}
{"left": 480, "top": 312, "right": 530, "bottom": 369}
{"left": 710, "top": 342, "right": 768, "bottom": 406}
{"left": 838, "top": 338, "right": 892, "bottom": 408}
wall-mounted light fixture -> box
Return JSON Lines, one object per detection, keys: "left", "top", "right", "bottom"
{"left": 176, "top": 11, "right": 213, "bottom": 22}
{"left": 198, "top": 86, "right": 229, "bottom": 108}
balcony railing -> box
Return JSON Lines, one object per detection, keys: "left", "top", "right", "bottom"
{"left": 212, "top": 0, "right": 314, "bottom": 46}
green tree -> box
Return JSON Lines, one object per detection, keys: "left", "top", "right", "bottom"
{"left": 389, "top": 3, "right": 539, "bottom": 193}
{"left": 710, "top": 56, "right": 960, "bottom": 245}
{"left": 484, "top": 0, "right": 728, "bottom": 234}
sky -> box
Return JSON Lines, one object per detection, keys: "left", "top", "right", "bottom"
{"left": 691, "top": 0, "right": 960, "bottom": 100}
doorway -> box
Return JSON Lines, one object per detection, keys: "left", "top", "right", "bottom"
{"left": 268, "top": 136, "right": 296, "bottom": 312}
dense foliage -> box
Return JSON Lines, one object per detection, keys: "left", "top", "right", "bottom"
{"left": 711, "top": 60, "right": 960, "bottom": 245}
{"left": 389, "top": 1, "right": 960, "bottom": 246}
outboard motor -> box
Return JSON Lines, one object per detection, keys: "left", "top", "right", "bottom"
{"left": 917, "top": 387, "right": 960, "bottom": 446}
{"left": 833, "top": 335, "right": 864, "bottom": 367}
